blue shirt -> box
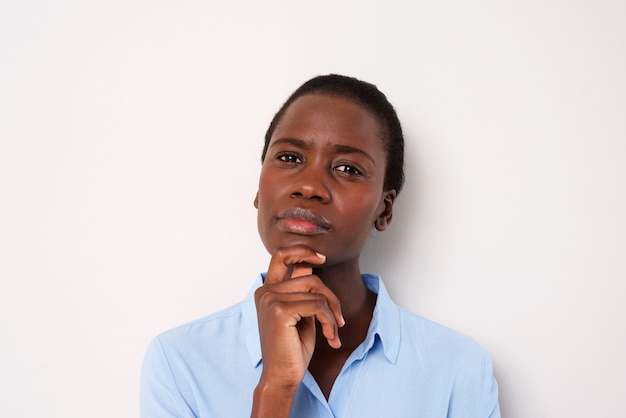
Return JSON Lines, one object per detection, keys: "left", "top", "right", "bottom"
{"left": 141, "top": 274, "right": 500, "bottom": 417}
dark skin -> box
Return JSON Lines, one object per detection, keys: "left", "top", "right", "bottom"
{"left": 252, "top": 94, "right": 396, "bottom": 417}
{"left": 307, "top": 265, "right": 378, "bottom": 397}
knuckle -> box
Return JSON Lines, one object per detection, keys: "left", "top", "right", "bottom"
{"left": 256, "top": 291, "right": 289, "bottom": 318}
{"left": 312, "top": 294, "right": 329, "bottom": 309}
{"left": 269, "top": 303, "right": 287, "bottom": 319}
{"left": 254, "top": 286, "right": 268, "bottom": 303}
{"left": 255, "top": 289, "right": 275, "bottom": 308}
{"left": 305, "top": 275, "right": 320, "bottom": 285}
{"left": 304, "top": 276, "right": 323, "bottom": 291}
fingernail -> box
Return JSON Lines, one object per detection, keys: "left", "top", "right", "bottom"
{"left": 315, "top": 252, "right": 326, "bottom": 260}
{"left": 340, "top": 315, "right": 346, "bottom": 327}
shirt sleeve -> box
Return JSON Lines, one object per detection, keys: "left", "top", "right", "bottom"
{"left": 446, "top": 345, "right": 501, "bottom": 418}
{"left": 483, "top": 354, "right": 501, "bottom": 418}
{"left": 140, "top": 338, "right": 196, "bottom": 418}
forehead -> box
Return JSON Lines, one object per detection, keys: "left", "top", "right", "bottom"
{"left": 271, "top": 94, "right": 386, "bottom": 152}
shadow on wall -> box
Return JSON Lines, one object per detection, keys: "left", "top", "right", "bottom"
{"left": 360, "top": 137, "right": 424, "bottom": 287}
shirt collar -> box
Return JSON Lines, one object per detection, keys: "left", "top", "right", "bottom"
{"left": 241, "top": 273, "right": 401, "bottom": 368}
{"left": 360, "top": 273, "right": 401, "bottom": 364}
{"left": 242, "top": 274, "right": 264, "bottom": 368}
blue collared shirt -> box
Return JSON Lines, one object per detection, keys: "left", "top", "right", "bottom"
{"left": 141, "top": 274, "right": 500, "bottom": 417}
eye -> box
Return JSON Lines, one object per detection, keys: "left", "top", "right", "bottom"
{"left": 334, "top": 164, "right": 363, "bottom": 176}
{"left": 276, "top": 153, "right": 302, "bottom": 164}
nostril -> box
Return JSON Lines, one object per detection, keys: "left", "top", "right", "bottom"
{"left": 291, "top": 191, "right": 325, "bottom": 201}
{"left": 290, "top": 178, "right": 331, "bottom": 202}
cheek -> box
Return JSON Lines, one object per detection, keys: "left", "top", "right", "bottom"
{"left": 340, "top": 197, "right": 380, "bottom": 234}
{"left": 256, "top": 172, "right": 275, "bottom": 206}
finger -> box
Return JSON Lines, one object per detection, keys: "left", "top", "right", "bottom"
{"left": 316, "top": 311, "right": 342, "bottom": 349}
{"left": 265, "top": 276, "right": 345, "bottom": 328}
{"left": 259, "top": 292, "right": 341, "bottom": 348}
{"left": 265, "top": 246, "right": 326, "bottom": 284}
{"left": 291, "top": 266, "right": 312, "bottom": 278}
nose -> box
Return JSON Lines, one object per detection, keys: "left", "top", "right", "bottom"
{"left": 290, "top": 164, "right": 331, "bottom": 203}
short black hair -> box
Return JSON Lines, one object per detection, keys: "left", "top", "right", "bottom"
{"left": 261, "top": 74, "right": 405, "bottom": 194}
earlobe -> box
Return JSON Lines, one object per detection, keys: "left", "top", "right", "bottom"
{"left": 253, "top": 193, "right": 259, "bottom": 209}
{"left": 375, "top": 190, "right": 396, "bottom": 231}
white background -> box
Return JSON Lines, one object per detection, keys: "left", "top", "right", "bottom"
{"left": 1, "top": 1, "right": 625, "bottom": 417}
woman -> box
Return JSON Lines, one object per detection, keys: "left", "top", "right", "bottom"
{"left": 141, "top": 74, "right": 500, "bottom": 417}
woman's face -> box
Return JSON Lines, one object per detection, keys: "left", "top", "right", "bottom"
{"left": 255, "top": 93, "right": 395, "bottom": 267}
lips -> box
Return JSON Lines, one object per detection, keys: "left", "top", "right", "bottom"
{"left": 276, "top": 207, "right": 331, "bottom": 235}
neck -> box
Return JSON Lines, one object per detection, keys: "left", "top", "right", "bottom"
{"left": 313, "top": 259, "right": 374, "bottom": 327}
{"left": 308, "top": 258, "right": 378, "bottom": 399}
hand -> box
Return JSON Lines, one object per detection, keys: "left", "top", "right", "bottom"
{"left": 253, "top": 246, "right": 344, "bottom": 406}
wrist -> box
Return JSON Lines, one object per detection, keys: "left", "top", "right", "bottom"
{"left": 251, "top": 380, "right": 299, "bottom": 418}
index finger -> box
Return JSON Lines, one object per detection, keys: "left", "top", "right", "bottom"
{"left": 265, "top": 246, "right": 326, "bottom": 285}
{"left": 291, "top": 266, "right": 312, "bottom": 278}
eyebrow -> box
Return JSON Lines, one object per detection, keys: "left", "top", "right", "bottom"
{"left": 269, "top": 137, "right": 377, "bottom": 165}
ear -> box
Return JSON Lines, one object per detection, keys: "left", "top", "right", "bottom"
{"left": 374, "top": 189, "right": 396, "bottom": 231}
{"left": 253, "top": 192, "right": 259, "bottom": 209}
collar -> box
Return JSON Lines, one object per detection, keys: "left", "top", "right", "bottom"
{"left": 241, "top": 273, "right": 401, "bottom": 368}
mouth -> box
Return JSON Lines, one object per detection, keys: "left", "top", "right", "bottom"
{"left": 275, "top": 207, "right": 332, "bottom": 235}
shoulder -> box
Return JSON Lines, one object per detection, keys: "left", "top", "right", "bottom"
{"left": 369, "top": 291, "right": 500, "bottom": 416}
{"left": 143, "top": 276, "right": 263, "bottom": 373}
{"left": 153, "top": 301, "right": 247, "bottom": 351}
{"left": 369, "top": 275, "right": 491, "bottom": 365}
{"left": 394, "top": 311, "right": 500, "bottom": 417}
{"left": 141, "top": 300, "right": 262, "bottom": 417}
{"left": 142, "top": 299, "right": 255, "bottom": 383}
{"left": 398, "top": 307, "right": 482, "bottom": 345}
{"left": 396, "top": 307, "right": 492, "bottom": 370}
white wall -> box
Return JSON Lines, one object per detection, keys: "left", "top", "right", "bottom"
{"left": 1, "top": 1, "right": 624, "bottom": 417}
